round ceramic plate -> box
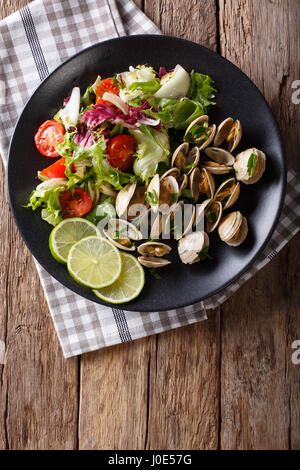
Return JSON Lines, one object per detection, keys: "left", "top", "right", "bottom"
{"left": 7, "top": 35, "right": 286, "bottom": 312}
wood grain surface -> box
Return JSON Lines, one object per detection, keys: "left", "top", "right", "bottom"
{"left": 0, "top": 0, "right": 299, "bottom": 450}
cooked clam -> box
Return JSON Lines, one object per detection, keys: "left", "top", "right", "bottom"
{"left": 150, "top": 213, "right": 163, "bottom": 239}
{"left": 204, "top": 147, "right": 235, "bottom": 166}
{"left": 115, "top": 182, "right": 137, "bottom": 218}
{"left": 218, "top": 211, "right": 248, "bottom": 246}
{"left": 171, "top": 143, "right": 200, "bottom": 175}
{"left": 160, "top": 167, "right": 181, "bottom": 181}
{"left": 205, "top": 200, "right": 223, "bottom": 233}
{"left": 178, "top": 231, "right": 205, "bottom": 264}
{"left": 194, "top": 198, "right": 222, "bottom": 233}
{"left": 159, "top": 175, "right": 179, "bottom": 212}
{"left": 214, "top": 177, "right": 240, "bottom": 210}
{"left": 164, "top": 200, "right": 195, "bottom": 240}
{"left": 103, "top": 218, "right": 142, "bottom": 252}
{"left": 199, "top": 168, "right": 215, "bottom": 199}
{"left": 214, "top": 117, "right": 242, "bottom": 152}
{"left": 138, "top": 256, "right": 171, "bottom": 268}
{"left": 178, "top": 173, "right": 188, "bottom": 196}
{"left": 146, "top": 174, "right": 160, "bottom": 212}
{"left": 184, "top": 115, "right": 216, "bottom": 150}
{"left": 189, "top": 167, "right": 201, "bottom": 202}
{"left": 233, "top": 148, "right": 266, "bottom": 184}
{"left": 138, "top": 242, "right": 171, "bottom": 257}
{"left": 171, "top": 142, "right": 189, "bottom": 172}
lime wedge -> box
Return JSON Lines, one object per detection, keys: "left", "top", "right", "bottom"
{"left": 49, "top": 218, "right": 100, "bottom": 264}
{"left": 67, "top": 236, "right": 122, "bottom": 289}
{"left": 93, "top": 252, "right": 145, "bottom": 304}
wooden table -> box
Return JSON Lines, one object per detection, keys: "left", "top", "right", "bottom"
{"left": 0, "top": 0, "right": 299, "bottom": 450}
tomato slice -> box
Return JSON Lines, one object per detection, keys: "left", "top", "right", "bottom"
{"left": 95, "top": 78, "right": 119, "bottom": 104}
{"left": 35, "top": 120, "right": 65, "bottom": 157}
{"left": 40, "top": 157, "right": 75, "bottom": 179}
{"left": 107, "top": 134, "right": 136, "bottom": 171}
{"left": 59, "top": 188, "right": 93, "bottom": 219}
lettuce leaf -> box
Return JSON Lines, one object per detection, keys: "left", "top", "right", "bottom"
{"left": 26, "top": 179, "right": 68, "bottom": 226}
{"left": 145, "top": 97, "right": 205, "bottom": 130}
{"left": 85, "top": 197, "right": 116, "bottom": 225}
{"left": 187, "top": 71, "right": 216, "bottom": 111}
{"left": 130, "top": 126, "right": 170, "bottom": 182}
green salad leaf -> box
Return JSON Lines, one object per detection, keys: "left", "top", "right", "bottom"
{"left": 85, "top": 197, "right": 116, "bottom": 225}
{"left": 187, "top": 71, "right": 216, "bottom": 111}
{"left": 145, "top": 97, "right": 205, "bottom": 130}
{"left": 130, "top": 126, "right": 170, "bottom": 182}
{"left": 26, "top": 179, "right": 67, "bottom": 226}
{"left": 129, "top": 79, "right": 161, "bottom": 94}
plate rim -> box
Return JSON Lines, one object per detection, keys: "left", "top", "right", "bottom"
{"left": 7, "top": 34, "right": 287, "bottom": 312}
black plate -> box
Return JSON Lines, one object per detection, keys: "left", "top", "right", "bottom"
{"left": 7, "top": 35, "right": 286, "bottom": 312}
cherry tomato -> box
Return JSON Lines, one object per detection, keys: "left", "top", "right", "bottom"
{"left": 40, "top": 158, "right": 75, "bottom": 179}
{"left": 59, "top": 188, "right": 93, "bottom": 219}
{"left": 34, "top": 120, "right": 66, "bottom": 157}
{"left": 107, "top": 134, "right": 136, "bottom": 171}
{"left": 95, "top": 78, "right": 119, "bottom": 104}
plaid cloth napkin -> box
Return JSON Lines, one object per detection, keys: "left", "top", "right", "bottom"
{"left": 1, "top": 0, "right": 299, "bottom": 358}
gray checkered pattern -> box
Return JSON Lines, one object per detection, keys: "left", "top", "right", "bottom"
{"left": 1, "top": 0, "right": 299, "bottom": 357}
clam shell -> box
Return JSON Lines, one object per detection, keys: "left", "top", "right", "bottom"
{"left": 214, "top": 177, "right": 240, "bottom": 210}
{"left": 103, "top": 229, "right": 136, "bottom": 252}
{"left": 204, "top": 147, "right": 235, "bottom": 166}
{"left": 178, "top": 173, "right": 188, "bottom": 196}
{"left": 150, "top": 213, "right": 163, "bottom": 239}
{"left": 138, "top": 242, "right": 171, "bottom": 257}
{"left": 199, "top": 168, "right": 215, "bottom": 199}
{"left": 184, "top": 115, "right": 216, "bottom": 150}
{"left": 227, "top": 120, "right": 242, "bottom": 152}
{"left": 138, "top": 256, "right": 171, "bottom": 268}
{"left": 115, "top": 182, "right": 137, "bottom": 217}
{"left": 146, "top": 174, "right": 160, "bottom": 212}
{"left": 218, "top": 211, "right": 248, "bottom": 246}
{"left": 189, "top": 167, "right": 201, "bottom": 202}
{"left": 205, "top": 200, "right": 223, "bottom": 233}
{"left": 194, "top": 198, "right": 212, "bottom": 228}
{"left": 185, "top": 146, "right": 200, "bottom": 175}
{"left": 108, "top": 218, "right": 142, "bottom": 240}
{"left": 100, "top": 183, "right": 117, "bottom": 198}
{"left": 178, "top": 231, "right": 205, "bottom": 265}
{"left": 233, "top": 148, "right": 266, "bottom": 184}
{"left": 159, "top": 175, "right": 179, "bottom": 212}
{"left": 160, "top": 167, "right": 181, "bottom": 181}
{"left": 213, "top": 117, "right": 234, "bottom": 147}
{"left": 171, "top": 142, "right": 189, "bottom": 172}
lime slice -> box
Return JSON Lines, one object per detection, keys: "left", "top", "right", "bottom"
{"left": 67, "top": 236, "right": 122, "bottom": 289}
{"left": 49, "top": 218, "right": 100, "bottom": 264}
{"left": 93, "top": 252, "right": 145, "bottom": 304}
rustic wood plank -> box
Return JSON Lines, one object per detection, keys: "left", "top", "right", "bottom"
{"left": 144, "top": 0, "right": 217, "bottom": 49}
{"left": 0, "top": 0, "right": 78, "bottom": 450}
{"left": 146, "top": 315, "right": 221, "bottom": 450}
{"left": 219, "top": 0, "right": 300, "bottom": 450}
{"left": 79, "top": 0, "right": 220, "bottom": 450}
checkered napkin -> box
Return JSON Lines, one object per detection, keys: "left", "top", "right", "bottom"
{"left": 1, "top": 0, "right": 299, "bottom": 358}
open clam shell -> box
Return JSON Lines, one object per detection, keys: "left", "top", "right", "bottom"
{"left": 194, "top": 198, "right": 212, "bottom": 228}
{"left": 218, "top": 211, "right": 248, "bottom": 246}
{"left": 189, "top": 167, "right": 201, "bottom": 202}
{"left": 199, "top": 168, "right": 215, "bottom": 199}
{"left": 138, "top": 256, "right": 171, "bottom": 268}
{"left": 184, "top": 115, "right": 216, "bottom": 151}
{"left": 138, "top": 242, "right": 171, "bottom": 257}
{"left": 214, "top": 177, "right": 240, "bottom": 210}
{"left": 171, "top": 142, "right": 189, "bottom": 172}
{"left": 108, "top": 218, "right": 142, "bottom": 240}
{"left": 146, "top": 174, "right": 160, "bottom": 212}
{"left": 214, "top": 118, "right": 242, "bottom": 152}
{"left": 178, "top": 173, "right": 188, "bottom": 196}
{"left": 115, "top": 181, "right": 137, "bottom": 218}
{"left": 178, "top": 231, "right": 205, "bottom": 265}
{"left": 233, "top": 148, "right": 266, "bottom": 184}
{"left": 205, "top": 200, "right": 223, "bottom": 233}
{"left": 164, "top": 200, "right": 195, "bottom": 240}
{"left": 159, "top": 175, "right": 179, "bottom": 212}
{"left": 150, "top": 213, "right": 163, "bottom": 239}
{"left": 204, "top": 147, "right": 235, "bottom": 166}
{"left": 184, "top": 146, "right": 200, "bottom": 175}
{"left": 103, "top": 229, "right": 136, "bottom": 251}
{"left": 160, "top": 167, "right": 181, "bottom": 181}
